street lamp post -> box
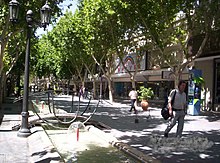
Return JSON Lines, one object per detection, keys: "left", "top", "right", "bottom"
{"left": 9, "top": 0, "right": 51, "bottom": 137}
{"left": 17, "top": 10, "right": 33, "bottom": 137}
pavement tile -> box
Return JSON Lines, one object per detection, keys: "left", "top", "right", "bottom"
{"left": 1, "top": 96, "right": 220, "bottom": 163}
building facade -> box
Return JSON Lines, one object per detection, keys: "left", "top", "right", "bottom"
{"left": 111, "top": 31, "right": 220, "bottom": 111}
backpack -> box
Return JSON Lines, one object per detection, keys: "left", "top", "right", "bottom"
{"left": 161, "top": 90, "right": 176, "bottom": 120}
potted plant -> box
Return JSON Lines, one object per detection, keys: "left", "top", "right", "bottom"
{"left": 137, "top": 86, "right": 154, "bottom": 111}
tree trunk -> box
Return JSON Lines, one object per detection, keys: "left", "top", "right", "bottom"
{"left": 92, "top": 79, "right": 97, "bottom": 99}
{"left": 0, "top": 72, "right": 6, "bottom": 120}
{"left": 3, "top": 74, "right": 7, "bottom": 101}
{"left": 0, "top": 74, "right": 3, "bottom": 117}
{"left": 107, "top": 78, "right": 113, "bottom": 103}
{"left": 131, "top": 78, "right": 136, "bottom": 90}
{"left": 0, "top": 72, "right": 7, "bottom": 103}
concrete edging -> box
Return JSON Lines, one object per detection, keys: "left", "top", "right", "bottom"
{"left": 28, "top": 126, "right": 64, "bottom": 163}
{"left": 87, "top": 125, "right": 160, "bottom": 163}
{"left": 29, "top": 100, "right": 160, "bottom": 162}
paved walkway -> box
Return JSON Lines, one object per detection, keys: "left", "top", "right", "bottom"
{"left": 0, "top": 115, "right": 63, "bottom": 163}
{"left": 92, "top": 99, "right": 220, "bottom": 163}
{"left": 1, "top": 95, "right": 220, "bottom": 163}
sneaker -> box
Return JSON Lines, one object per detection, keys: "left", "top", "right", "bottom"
{"left": 164, "top": 133, "right": 168, "bottom": 138}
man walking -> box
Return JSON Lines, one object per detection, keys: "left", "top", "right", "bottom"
{"left": 164, "top": 80, "right": 187, "bottom": 138}
{"left": 129, "top": 88, "right": 138, "bottom": 113}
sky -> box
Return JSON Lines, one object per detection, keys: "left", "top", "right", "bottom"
{"left": 36, "top": 0, "right": 78, "bottom": 36}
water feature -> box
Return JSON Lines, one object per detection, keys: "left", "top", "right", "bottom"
{"left": 42, "top": 122, "right": 137, "bottom": 162}
{"left": 31, "top": 93, "right": 138, "bottom": 162}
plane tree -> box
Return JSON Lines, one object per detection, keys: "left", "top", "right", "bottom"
{"left": 45, "top": 11, "right": 96, "bottom": 93}
{"left": 0, "top": 0, "right": 65, "bottom": 104}
{"left": 75, "top": 0, "right": 140, "bottom": 102}
{"left": 34, "top": 34, "right": 61, "bottom": 90}
{"left": 75, "top": 0, "right": 220, "bottom": 99}
{"left": 36, "top": 0, "right": 220, "bottom": 101}
{"left": 122, "top": 0, "right": 220, "bottom": 85}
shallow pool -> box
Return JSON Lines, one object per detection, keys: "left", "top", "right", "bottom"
{"left": 43, "top": 124, "right": 137, "bottom": 162}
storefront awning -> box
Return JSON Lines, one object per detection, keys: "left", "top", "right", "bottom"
{"left": 111, "top": 68, "right": 189, "bottom": 82}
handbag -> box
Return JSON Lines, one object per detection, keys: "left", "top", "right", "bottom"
{"left": 161, "top": 90, "right": 176, "bottom": 120}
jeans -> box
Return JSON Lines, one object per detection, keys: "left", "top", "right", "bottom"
{"left": 165, "top": 110, "right": 185, "bottom": 137}
{"left": 130, "top": 99, "right": 136, "bottom": 111}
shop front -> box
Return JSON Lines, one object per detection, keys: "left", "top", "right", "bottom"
{"left": 111, "top": 69, "right": 188, "bottom": 101}
{"left": 195, "top": 55, "right": 220, "bottom": 111}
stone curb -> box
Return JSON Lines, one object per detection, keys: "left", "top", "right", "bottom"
{"left": 113, "top": 142, "right": 161, "bottom": 163}
{"left": 87, "top": 125, "right": 118, "bottom": 143}
{"left": 87, "top": 125, "right": 161, "bottom": 163}
{"left": 28, "top": 126, "right": 64, "bottom": 163}
{"left": 30, "top": 99, "right": 161, "bottom": 162}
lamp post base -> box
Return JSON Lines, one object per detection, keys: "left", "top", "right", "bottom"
{"left": 17, "top": 128, "right": 31, "bottom": 137}
{"left": 17, "top": 112, "right": 31, "bottom": 137}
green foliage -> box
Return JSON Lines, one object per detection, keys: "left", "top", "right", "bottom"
{"left": 0, "top": 0, "right": 66, "bottom": 78}
{"left": 35, "top": 34, "right": 60, "bottom": 78}
{"left": 46, "top": 11, "right": 90, "bottom": 80}
{"left": 194, "top": 77, "right": 205, "bottom": 85}
{"left": 32, "top": 0, "right": 220, "bottom": 83}
{"left": 137, "top": 86, "right": 154, "bottom": 101}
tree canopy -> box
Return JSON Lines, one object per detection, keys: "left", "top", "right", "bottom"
{"left": 0, "top": 0, "right": 72, "bottom": 103}
{"left": 15, "top": 0, "right": 220, "bottom": 101}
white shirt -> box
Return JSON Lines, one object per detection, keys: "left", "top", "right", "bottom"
{"left": 129, "top": 90, "right": 137, "bottom": 100}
